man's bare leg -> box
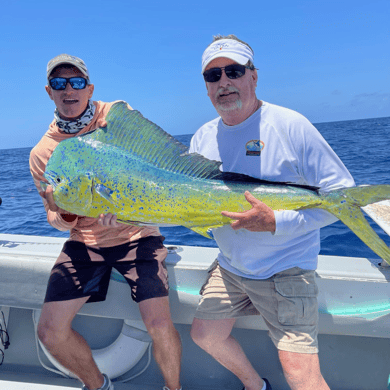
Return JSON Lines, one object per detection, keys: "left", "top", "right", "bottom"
{"left": 38, "top": 297, "right": 105, "bottom": 390}
{"left": 279, "top": 350, "right": 330, "bottom": 390}
{"left": 191, "top": 318, "right": 264, "bottom": 390}
{"left": 139, "top": 297, "right": 182, "bottom": 390}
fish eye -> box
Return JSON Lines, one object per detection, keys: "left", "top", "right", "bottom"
{"left": 56, "top": 177, "right": 61, "bottom": 183}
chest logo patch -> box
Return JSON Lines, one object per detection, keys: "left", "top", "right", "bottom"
{"left": 246, "top": 140, "right": 264, "bottom": 156}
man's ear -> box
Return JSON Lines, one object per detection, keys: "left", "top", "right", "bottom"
{"left": 87, "top": 84, "right": 94, "bottom": 99}
{"left": 251, "top": 69, "right": 258, "bottom": 88}
{"left": 45, "top": 85, "right": 54, "bottom": 101}
{"left": 205, "top": 81, "right": 210, "bottom": 97}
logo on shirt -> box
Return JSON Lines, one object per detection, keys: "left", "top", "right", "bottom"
{"left": 246, "top": 140, "right": 264, "bottom": 156}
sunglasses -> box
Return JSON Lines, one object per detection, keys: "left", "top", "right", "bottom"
{"left": 49, "top": 77, "right": 88, "bottom": 91}
{"left": 203, "top": 64, "right": 255, "bottom": 83}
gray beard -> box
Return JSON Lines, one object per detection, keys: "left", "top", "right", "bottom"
{"left": 216, "top": 98, "right": 242, "bottom": 112}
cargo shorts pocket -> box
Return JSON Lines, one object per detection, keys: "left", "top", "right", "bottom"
{"left": 274, "top": 268, "right": 319, "bottom": 326}
{"left": 199, "top": 259, "right": 220, "bottom": 295}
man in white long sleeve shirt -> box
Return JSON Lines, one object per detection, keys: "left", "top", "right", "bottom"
{"left": 190, "top": 35, "right": 355, "bottom": 390}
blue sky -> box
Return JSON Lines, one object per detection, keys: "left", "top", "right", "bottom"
{"left": 1, "top": 0, "right": 389, "bottom": 150}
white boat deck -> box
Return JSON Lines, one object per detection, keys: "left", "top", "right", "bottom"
{"left": 0, "top": 380, "right": 78, "bottom": 390}
{"left": 0, "top": 377, "right": 210, "bottom": 390}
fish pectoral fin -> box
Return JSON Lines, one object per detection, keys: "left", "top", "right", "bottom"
{"left": 191, "top": 227, "right": 215, "bottom": 239}
{"left": 94, "top": 184, "right": 118, "bottom": 204}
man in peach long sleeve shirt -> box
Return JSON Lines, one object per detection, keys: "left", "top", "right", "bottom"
{"left": 30, "top": 54, "right": 182, "bottom": 390}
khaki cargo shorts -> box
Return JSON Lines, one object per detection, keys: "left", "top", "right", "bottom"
{"left": 195, "top": 261, "right": 319, "bottom": 354}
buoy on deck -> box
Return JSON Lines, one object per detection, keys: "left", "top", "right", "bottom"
{"left": 32, "top": 310, "right": 151, "bottom": 379}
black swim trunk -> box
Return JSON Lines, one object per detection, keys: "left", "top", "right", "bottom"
{"left": 44, "top": 236, "right": 169, "bottom": 304}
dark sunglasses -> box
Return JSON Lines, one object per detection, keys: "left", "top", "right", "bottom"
{"left": 203, "top": 64, "right": 255, "bottom": 83}
{"left": 49, "top": 77, "right": 88, "bottom": 91}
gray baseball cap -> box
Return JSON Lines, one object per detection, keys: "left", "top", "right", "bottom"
{"left": 47, "top": 54, "right": 90, "bottom": 80}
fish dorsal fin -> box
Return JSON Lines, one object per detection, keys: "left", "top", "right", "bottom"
{"left": 82, "top": 101, "right": 225, "bottom": 180}
{"left": 81, "top": 102, "right": 320, "bottom": 189}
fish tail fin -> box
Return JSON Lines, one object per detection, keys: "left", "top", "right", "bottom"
{"left": 332, "top": 184, "right": 390, "bottom": 207}
{"left": 323, "top": 185, "right": 390, "bottom": 265}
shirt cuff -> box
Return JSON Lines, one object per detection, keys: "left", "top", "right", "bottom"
{"left": 273, "top": 210, "right": 302, "bottom": 236}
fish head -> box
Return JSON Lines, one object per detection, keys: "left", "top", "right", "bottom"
{"left": 44, "top": 136, "right": 97, "bottom": 215}
{"left": 44, "top": 169, "right": 94, "bottom": 215}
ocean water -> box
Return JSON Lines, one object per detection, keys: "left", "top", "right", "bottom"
{"left": 1, "top": 116, "right": 390, "bottom": 260}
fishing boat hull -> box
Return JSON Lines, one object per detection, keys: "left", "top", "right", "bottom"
{"left": 0, "top": 233, "right": 389, "bottom": 389}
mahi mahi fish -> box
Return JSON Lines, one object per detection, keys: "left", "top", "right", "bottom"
{"left": 43, "top": 101, "right": 390, "bottom": 265}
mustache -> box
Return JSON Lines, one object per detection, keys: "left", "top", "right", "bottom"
{"left": 215, "top": 86, "right": 240, "bottom": 99}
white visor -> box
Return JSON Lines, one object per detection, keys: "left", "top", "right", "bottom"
{"left": 201, "top": 39, "right": 254, "bottom": 73}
